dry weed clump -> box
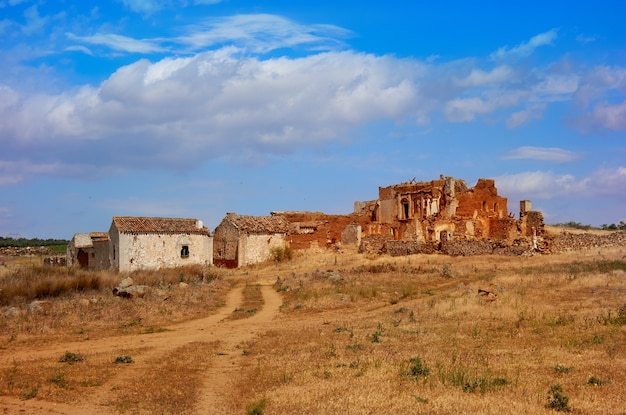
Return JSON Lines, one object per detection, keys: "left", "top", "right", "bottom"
{"left": 0, "top": 264, "right": 232, "bottom": 346}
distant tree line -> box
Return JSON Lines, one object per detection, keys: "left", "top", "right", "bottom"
{"left": 0, "top": 236, "right": 69, "bottom": 248}
{"left": 554, "top": 220, "right": 626, "bottom": 231}
{"left": 601, "top": 220, "right": 626, "bottom": 231}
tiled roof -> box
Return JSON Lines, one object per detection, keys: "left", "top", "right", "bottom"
{"left": 89, "top": 232, "right": 109, "bottom": 241}
{"left": 112, "top": 216, "right": 211, "bottom": 235}
{"left": 71, "top": 233, "right": 93, "bottom": 248}
{"left": 223, "top": 214, "right": 291, "bottom": 234}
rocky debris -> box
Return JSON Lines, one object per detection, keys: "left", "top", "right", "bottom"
{"left": 385, "top": 240, "right": 438, "bottom": 256}
{"left": 545, "top": 231, "right": 626, "bottom": 253}
{"left": 442, "top": 239, "right": 531, "bottom": 257}
{"left": 358, "top": 234, "right": 388, "bottom": 254}
{"left": 3, "top": 306, "right": 19, "bottom": 318}
{"left": 28, "top": 300, "right": 52, "bottom": 314}
{"left": 44, "top": 256, "right": 66, "bottom": 266}
{"left": 478, "top": 288, "right": 498, "bottom": 302}
{"left": 113, "top": 277, "right": 149, "bottom": 298}
{"left": 358, "top": 230, "right": 626, "bottom": 257}
{"left": 0, "top": 246, "right": 56, "bottom": 256}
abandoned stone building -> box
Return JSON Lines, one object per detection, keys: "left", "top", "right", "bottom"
{"left": 66, "top": 232, "right": 110, "bottom": 270}
{"left": 67, "top": 176, "right": 545, "bottom": 270}
{"left": 213, "top": 213, "right": 291, "bottom": 268}
{"left": 272, "top": 176, "right": 544, "bottom": 256}
{"left": 270, "top": 211, "right": 365, "bottom": 250}
{"left": 109, "top": 216, "right": 213, "bottom": 272}
{"left": 353, "top": 175, "right": 544, "bottom": 255}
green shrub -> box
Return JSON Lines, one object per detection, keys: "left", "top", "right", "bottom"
{"left": 59, "top": 352, "right": 84, "bottom": 364}
{"left": 553, "top": 364, "right": 573, "bottom": 374}
{"left": 547, "top": 384, "right": 571, "bottom": 412}
{"left": 404, "top": 356, "right": 430, "bottom": 378}
{"left": 270, "top": 246, "right": 293, "bottom": 263}
{"left": 246, "top": 398, "right": 266, "bottom": 415}
{"left": 114, "top": 355, "right": 134, "bottom": 364}
{"left": 587, "top": 376, "right": 607, "bottom": 386}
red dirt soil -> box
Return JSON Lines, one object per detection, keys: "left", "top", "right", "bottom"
{"left": 0, "top": 283, "right": 283, "bottom": 414}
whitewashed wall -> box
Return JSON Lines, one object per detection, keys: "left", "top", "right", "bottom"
{"left": 114, "top": 232, "right": 212, "bottom": 272}
{"left": 239, "top": 234, "right": 286, "bottom": 266}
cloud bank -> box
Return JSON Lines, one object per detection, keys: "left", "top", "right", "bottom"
{"left": 0, "top": 24, "right": 625, "bottom": 186}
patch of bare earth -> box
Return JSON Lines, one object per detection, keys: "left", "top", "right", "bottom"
{"left": 0, "top": 283, "right": 283, "bottom": 414}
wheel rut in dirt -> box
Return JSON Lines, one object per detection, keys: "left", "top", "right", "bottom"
{"left": 0, "top": 283, "right": 283, "bottom": 415}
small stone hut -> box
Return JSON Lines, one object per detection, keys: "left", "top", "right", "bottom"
{"left": 213, "top": 213, "right": 291, "bottom": 268}
{"left": 66, "top": 232, "right": 110, "bottom": 270}
{"left": 109, "top": 216, "right": 212, "bottom": 272}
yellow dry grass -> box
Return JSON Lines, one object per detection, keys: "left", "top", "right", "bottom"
{"left": 233, "top": 246, "right": 626, "bottom": 415}
{"left": 1, "top": 244, "right": 625, "bottom": 414}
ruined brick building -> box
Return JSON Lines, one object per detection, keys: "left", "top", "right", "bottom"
{"left": 276, "top": 175, "right": 544, "bottom": 256}
{"left": 67, "top": 176, "right": 545, "bottom": 270}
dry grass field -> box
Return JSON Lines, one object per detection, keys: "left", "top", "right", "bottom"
{"left": 1, "top": 233, "right": 625, "bottom": 414}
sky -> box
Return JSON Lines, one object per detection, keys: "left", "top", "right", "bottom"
{"left": 1, "top": 0, "right": 625, "bottom": 239}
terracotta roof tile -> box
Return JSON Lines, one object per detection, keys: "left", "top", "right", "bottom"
{"left": 112, "top": 216, "right": 210, "bottom": 235}
{"left": 223, "top": 214, "right": 291, "bottom": 234}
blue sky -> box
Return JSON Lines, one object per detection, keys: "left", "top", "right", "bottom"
{"left": 1, "top": 0, "right": 625, "bottom": 239}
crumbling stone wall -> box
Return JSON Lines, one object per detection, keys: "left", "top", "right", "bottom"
{"left": 276, "top": 212, "right": 372, "bottom": 250}
{"left": 545, "top": 231, "right": 626, "bottom": 253}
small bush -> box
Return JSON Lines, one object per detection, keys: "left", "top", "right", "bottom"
{"left": 59, "top": 352, "right": 84, "bottom": 364}
{"left": 114, "top": 355, "right": 134, "bottom": 364}
{"left": 587, "top": 376, "right": 607, "bottom": 386}
{"left": 441, "top": 264, "right": 452, "bottom": 278}
{"left": 404, "top": 356, "right": 430, "bottom": 378}
{"left": 246, "top": 398, "right": 266, "bottom": 415}
{"left": 270, "top": 246, "right": 293, "bottom": 263}
{"left": 547, "top": 384, "right": 571, "bottom": 412}
{"left": 603, "top": 304, "right": 626, "bottom": 326}
{"left": 462, "top": 377, "right": 509, "bottom": 393}
{"left": 553, "top": 364, "right": 573, "bottom": 374}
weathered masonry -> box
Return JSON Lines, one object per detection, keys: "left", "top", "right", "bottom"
{"left": 66, "top": 175, "right": 546, "bottom": 270}
{"left": 109, "top": 216, "right": 213, "bottom": 272}
{"left": 354, "top": 175, "right": 545, "bottom": 255}
{"left": 213, "top": 213, "right": 291, "bottom": 268}
{"left": 66, "top": 232, "right": 110, "bottom": 270}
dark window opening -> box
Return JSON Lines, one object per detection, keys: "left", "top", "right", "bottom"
{"left": 401, "top": 198, "right": 410, "bottom": 220}
{"left": 181, "top": 245, "right": 190, "bottom": 258}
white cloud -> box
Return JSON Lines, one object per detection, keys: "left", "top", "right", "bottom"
{"left": 502, "top": 146, "right": 579, "bottom": 163}
{"left": 67, "top": 33, "right": 165, "bottom": 54}
{"left": 0, "top": 49, "right": 428, "bottom": 178}
{"left": 491, "top": 29, "right": 558, "bottom": 60}
{"left": 21, "top": 5, "right": 48, "bottom": 36}
{"left": 495, "top": 171, "right": 588, "bottom": 199}
{"left": 444, "top": 91, "right": 524, "bottom": 122}
{"left": 506, "top": 104, "right": 545, "bottom": 128}
{"left": 576, "top": 34, "right": 597, "bottom": 44}
{"left": 176, "top": 14, "right": 351, "bottom": 53}
{"left": 454, "top": 65, "right": 513, "bottom": 87}
{"left": 496, "top": 166, "right": 626, "bottom": 202}
{"left": 588, "top": 100, "right": 626, "bottom": 130}
{"left": 118, "top": 0, "right": 223, "bottom": 14}
{"left": 118, "top": 0, "right": 170, "bottom": 14}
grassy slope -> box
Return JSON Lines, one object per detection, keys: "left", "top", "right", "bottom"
{"left": 1, "top": 240, "right": 625, "bottom": 414}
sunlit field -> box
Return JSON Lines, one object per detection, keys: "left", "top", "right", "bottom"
{"left": 1, "top": 238, "right": 625, "bottom": 414}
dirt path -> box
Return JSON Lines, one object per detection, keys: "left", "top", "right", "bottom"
{"left": 0, "top": 283, "right": 283, "bottom": 415}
